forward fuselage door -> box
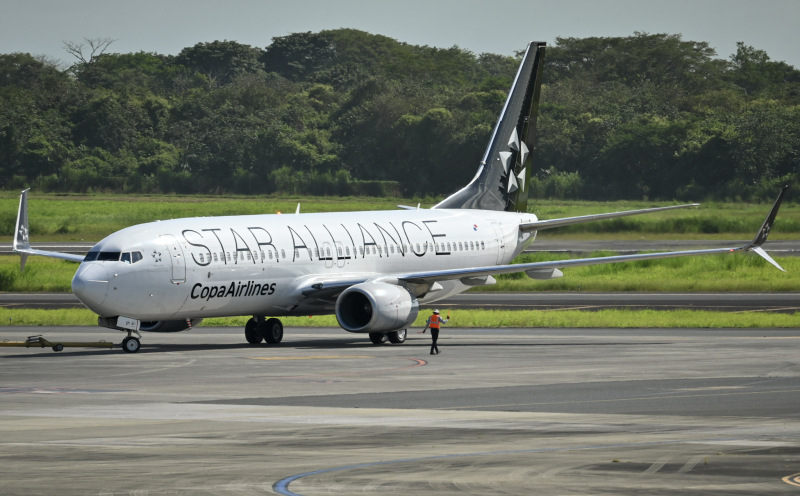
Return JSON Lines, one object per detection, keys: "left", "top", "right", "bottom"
{"left": 160, "top": 234, "right": 186, "bottom": 283}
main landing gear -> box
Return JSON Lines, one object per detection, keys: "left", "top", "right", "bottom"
{"left": 369, "top": 329, "right": 407, "bottom": 345}
{"left": 245, "top": 317, "right": 284, "bottom": 345}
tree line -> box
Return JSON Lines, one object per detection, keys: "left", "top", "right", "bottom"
{"left": 1, "top": 29, "right": 798, "bottom": 201}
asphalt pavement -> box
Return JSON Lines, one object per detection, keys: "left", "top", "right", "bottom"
{"left": 1, "top": 326, "right": 799, "bottom": 495}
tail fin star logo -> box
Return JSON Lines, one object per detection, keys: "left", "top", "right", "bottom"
{"left": 506, "top": 127, "right": 528, "bottom": 194}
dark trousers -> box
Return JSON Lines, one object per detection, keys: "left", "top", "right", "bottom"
{"left": 430, "top": 328, "right": 439, "bottom": 354}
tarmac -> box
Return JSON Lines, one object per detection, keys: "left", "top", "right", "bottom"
{"left": 1, "top": 325, "right": 799, "bottom": 495}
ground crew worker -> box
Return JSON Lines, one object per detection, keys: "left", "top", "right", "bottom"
{"left": 422, "top": 309, "right": 448, "bottom": 355}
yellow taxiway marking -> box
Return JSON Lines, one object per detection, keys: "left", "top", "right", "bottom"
{"left": 782, "top": 473, "right": 800, "bottom": 487}
{"left": 249, "top": 355, "right": 372, "bottom": 361}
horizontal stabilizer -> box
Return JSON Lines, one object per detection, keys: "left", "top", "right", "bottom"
{"left": 519, "top": 203, "right": 699, "bottom": 232}
{"left": 13, "top": 189, "right": 85, "bottom": 270}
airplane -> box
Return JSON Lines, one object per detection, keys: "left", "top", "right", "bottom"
{"left": 12, "top": 41, "right": 788, "bottom": 353}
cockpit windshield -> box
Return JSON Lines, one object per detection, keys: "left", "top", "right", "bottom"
{"left": 84, "top": 250, "right": 143, "bottom": 263}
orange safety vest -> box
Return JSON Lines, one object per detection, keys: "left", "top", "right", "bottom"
{"left": 429, "top": 314, "right": 441, "bottom": 329}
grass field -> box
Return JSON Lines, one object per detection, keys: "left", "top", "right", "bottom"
{"left": 0, "top": 308, "right": 797, "bottom": 329}
{"left": 1, "top": 192, "right": 798, "bottom": 241}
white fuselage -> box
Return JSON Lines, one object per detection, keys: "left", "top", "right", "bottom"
{"left": 71, "top": 208, "right": 537, "bottom": 323}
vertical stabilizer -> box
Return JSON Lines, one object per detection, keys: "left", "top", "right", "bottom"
{"left": 434, "top": 41, "right": 546, "bottom": 212}
{"left": 14, "top": 189, "right": 31, "bottom": 271}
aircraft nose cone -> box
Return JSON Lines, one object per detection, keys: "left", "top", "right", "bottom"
{"left": 72, "top": 263, "right": 109, "bottom": 311}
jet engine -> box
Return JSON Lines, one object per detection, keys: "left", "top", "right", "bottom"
{"left": 335, "top": 282, "right": 419, "bottom": 333}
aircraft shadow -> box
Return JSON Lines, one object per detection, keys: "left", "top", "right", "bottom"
{"left": 1, "top": 339, "right": 669, "bottom": 357}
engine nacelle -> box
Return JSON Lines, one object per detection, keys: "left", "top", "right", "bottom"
{"left": 335, "top": 282, "right": 419, "bottom": 333}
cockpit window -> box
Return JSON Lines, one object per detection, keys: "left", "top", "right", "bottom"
{"left": 120, "top": 251, "right": 144, "bottom": 264}
{"left": 98, "top": 251, "right": 121, "bottom": 261}
{"left": 84, "top": 250, "right": 142, "bottom": 263}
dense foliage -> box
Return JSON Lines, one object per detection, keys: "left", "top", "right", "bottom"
{"left": 1, "top": 29, "right": 798, "bottom": 201}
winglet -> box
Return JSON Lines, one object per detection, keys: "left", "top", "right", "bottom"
{"left": 742, "top": 186, "right": 789, "bottom": 271}
{"left": 13, "top": 189, "right": 31, "bottom": 271}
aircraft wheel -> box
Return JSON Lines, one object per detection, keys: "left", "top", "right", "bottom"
{"left": 369, "top": 332, "right": 388, "bottom": 345}
{"left": 262, "top": 318, "right": 283, "bottom": 344}
{"left": 245, "top": 318, "right": 263, "bottom": 344}
{"left": 52, "top": 343, "right": 64, "bottom": 352}
{"left": 122, "top": 336, "right": 140, "bottom": 353}
{"left": 387, "top": 329, "right": 407, "bottom": 344}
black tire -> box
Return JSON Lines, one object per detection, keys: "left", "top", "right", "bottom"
{"left": 52, "top": 343, "right": 64, "bottom": 352}
{"left": 245, "top": 318, "right": 263, "bottom": 344}
{"left": 122, "top": 337, "right": 140, "bottom": 353}
{"left": 262, "top": 318, "right": 284, "bottom": 344}
{"left": 369, "top": 332, "right": 388, "bottom": 345}
{"left": 387, "top": 329, "right": 407, "bottom": 344}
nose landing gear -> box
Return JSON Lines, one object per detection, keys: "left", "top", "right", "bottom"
{"left": 121, "top": 330, "right": 142, "bottom": 353}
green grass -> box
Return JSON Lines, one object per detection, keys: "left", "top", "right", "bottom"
{"left": 530, "top": 199, "right": 800, "bottom": 238}
{"left": 1, "top": 192, "right": 798, "bottom": 241}
{"left": 487, "top": 252, "right": 799, "bottom": 292}
{"left": 0, "top": 192, "right": 424, "bottom": 240}
{"left": 1, "top": 308, "right": 797, "bottom": 329}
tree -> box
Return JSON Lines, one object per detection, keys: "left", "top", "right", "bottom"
{"left": 176, "top": 40, "right": 264, "bottom": 87}
{"left": 63, "top": 37, "right": 116, "bottom": 65}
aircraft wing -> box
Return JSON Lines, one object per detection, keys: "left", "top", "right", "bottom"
{"left": 396, "top": 186, "right": 788, "bottom": 285}
{"left": 519, "top": 203, "right": 699, "bottom": 232}
{"left": 13, "top": 189, "right": 85, "bottom": 270}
